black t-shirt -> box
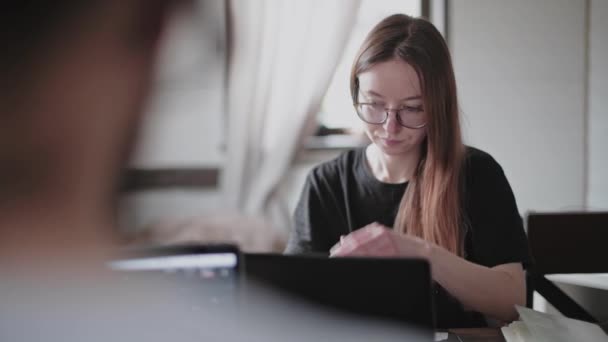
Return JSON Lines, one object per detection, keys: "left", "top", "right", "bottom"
{"left": 285, "top": 146, "right": 531, "bottom": 328}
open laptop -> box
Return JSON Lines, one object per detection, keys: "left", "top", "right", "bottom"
{"left": 109, "top": 246, "right": 432, "bottom": 341}
{"left": 244, "top": 253, "right": 435, "bottom": 330}
{"left": 109, "top": 244, "right": 242, "bottom": 307}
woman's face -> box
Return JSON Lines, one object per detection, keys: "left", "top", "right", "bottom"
{"left": 357, "top": 58, "right": 427, "bottom": 157}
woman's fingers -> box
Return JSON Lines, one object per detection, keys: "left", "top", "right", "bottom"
{"left": 329, "top": 235, "right": 346, "bottom": 255}
{"left": 331, "top": 225, "right": 395, "bottom": 257}
{"left": 345, "top": 223, "right": 387, "bottom": 243}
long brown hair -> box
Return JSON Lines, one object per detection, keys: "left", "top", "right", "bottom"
{"left": 350, "top": 14, "right": 465, "bottom": 256}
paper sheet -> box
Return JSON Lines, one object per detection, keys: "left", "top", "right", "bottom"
{"left": 434, "top": 332, "right": 448, "bottom": 341}
{"left": 515, "top": 306, "right": 608, "bottom": 342}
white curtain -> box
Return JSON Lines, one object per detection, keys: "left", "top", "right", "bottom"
{"left": 222, "top": 0, "right": 361, "bottom": 228}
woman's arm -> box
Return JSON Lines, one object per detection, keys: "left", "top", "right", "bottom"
{"left": 285, "top": 169, "right": 347, "bottom": 254}
{"left": 331, "top": 223, "right": 525, "bottom": 322}
{"left": 429, "top": 244, "right": 525, "bottom": 322}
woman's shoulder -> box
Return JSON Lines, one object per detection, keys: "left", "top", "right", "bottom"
{"left": 463, "top": 146, "right": 505, "bottom": 177}
{"left": 462, "top": 146, "right": 518, "bottom": 205}
{"left": 308, "top": 147, "right": 366, "bottom": 182}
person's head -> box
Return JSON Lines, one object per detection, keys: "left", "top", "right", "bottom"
{"left": 0, "top": 1, "right": 178, "bottom": 216}
{"left": 350, "top": 14, "right": 465, "bottom": 255}
{"left": 0, "top": 1, "right": 183, "bottom": 263}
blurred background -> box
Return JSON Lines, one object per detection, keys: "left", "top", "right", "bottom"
{"left": 120, "top": 0, "right": 607, "bottom": 235}
{"left": 117, "top": 0, "right": 607, "bottom": 320}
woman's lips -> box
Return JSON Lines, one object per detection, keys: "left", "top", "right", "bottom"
{"left": 380, "top": 138, "right": 402, "bottom": 146}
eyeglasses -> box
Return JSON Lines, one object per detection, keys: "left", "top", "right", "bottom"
{"left": 354, "top": 102, "right": 427, "bottom": 129}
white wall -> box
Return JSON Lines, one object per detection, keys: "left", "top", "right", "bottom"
{"left": 450, "top": 0, "right": 587, "bottom": 214}
{"left": 120, "top": 0, "right": 226, "bottom": 230}
{"left": 131, "top": 0, "right": 225, "bottom": 168}
{"left": 587, "top": 0, "right": 608, "bottom": 209}
{"left": 450, "top": 0, "right": 608, "bottom": 319}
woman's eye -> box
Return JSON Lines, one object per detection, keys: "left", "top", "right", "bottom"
{"left": 403, "top": 106, "right": 423, "bottom": 112}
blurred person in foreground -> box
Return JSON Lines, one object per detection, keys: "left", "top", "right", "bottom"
{"left": 0, "top": 2, "right": 212, "bottom": 341}
{"left": 0, "top": 2, "right": 426, "bottom": 341}
{"left": 0, "top": 0, "right": 173, "bottom": 274}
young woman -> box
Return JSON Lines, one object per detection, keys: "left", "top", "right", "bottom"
{"left": 285, "top": 14, "right": 531, "bottom": 328}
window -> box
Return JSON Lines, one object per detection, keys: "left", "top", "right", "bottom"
{"left": 316, "top": 0, "right": 423, "bottom": 138}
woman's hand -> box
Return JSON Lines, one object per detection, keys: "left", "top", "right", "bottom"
{"left": 329, "top": 222, "right": 432, "bottom": 259}
{"left": 330, "top": 222, "right": 526, "bottom": 322}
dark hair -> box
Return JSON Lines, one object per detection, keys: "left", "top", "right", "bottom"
{"left": 350, "top": 14, "right": 465, "bottom": 255}
{"left": 1, "top": 2, "right": 100, "bottom": 84}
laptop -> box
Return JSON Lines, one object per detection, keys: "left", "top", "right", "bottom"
{"left": 110, "top": 244, "right": 242, "bottom": 307}
{"left": 109, "top": 246, "right": 432, "bottom": 341}
{"left": 244, "top": 253, "right": 435, "bottom": 330}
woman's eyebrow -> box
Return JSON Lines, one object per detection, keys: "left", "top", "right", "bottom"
{"left": 363, "top": 90, "right": 421, "bottom": 102}
{"left": 363, "top": 90, "right": 385, "bottom": 98}
{"left": 401, "top": 95, "right": 422, "bottom": 101}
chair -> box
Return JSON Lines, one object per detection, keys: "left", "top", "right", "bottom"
{"left": 526, "top": 212, "right": 608, "bottom": 323}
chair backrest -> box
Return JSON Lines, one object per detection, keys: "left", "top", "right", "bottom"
{"left": 527, "top": 212, "right": 608, "bottom": 275}
{"left": 526, "top": 212, "right": 608, "bottom": 323}
{"left": 525, "top": 271, "right": 534, "bottom": 308}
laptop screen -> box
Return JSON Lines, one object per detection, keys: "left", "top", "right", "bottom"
{"left": 109, "top": 245, "right": 240, "bottom": 307}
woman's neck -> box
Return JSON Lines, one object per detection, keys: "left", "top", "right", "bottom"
{"left": 365, "top": 144, "right": 421, "bottom": 183}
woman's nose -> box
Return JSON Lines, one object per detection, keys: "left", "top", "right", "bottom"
{"left": 382, "top": 111, "right": 401, "bottom": 134}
